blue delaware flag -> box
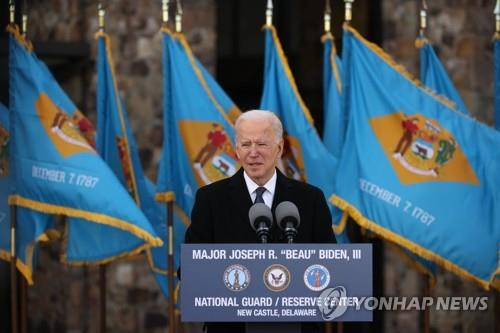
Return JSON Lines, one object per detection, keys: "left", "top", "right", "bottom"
{"left": 333, "top": 24, "right": 500, "bottom": 289}
{"left": 322, "top": 33, "right": 346, "bottom": 160}
{"left": 96, "top": 31, "right": 179, "bottom": 297}
{"left": 0, "top": 102, "right": 55, "bottom": 284}
{"left": 260, "top": 25, "right": 348, "bottom": 243}
{"left": 8, "top": 24, "right": 162, "bottom": 269}
{"left": 322, "top": 33, "right": 435, "bottom": 277}
{"left": 417, "top": 37, "right": 469, "bottom": 115}
{"left": 495, "top": 36, "right": 500, "bottom": 130}
{"left": 156, "top": 27, "right": 240, "bottom": 294}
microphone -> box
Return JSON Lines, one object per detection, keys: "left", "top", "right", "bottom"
{"left": 275, "top": 201, "right": 300, "bottom": 243}
{"left": 249, "top": 203, "right": 274, "bottom": 243}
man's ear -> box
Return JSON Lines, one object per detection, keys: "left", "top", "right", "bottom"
{"left": 235, "top": 145, "right": 241, "bottom": 160}
{"left": 277, "top": 139, "right": 284, "bottom": 158}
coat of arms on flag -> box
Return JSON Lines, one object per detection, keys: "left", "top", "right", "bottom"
{"left": 36, "top": 93, "right": 94, "bottom": 156}
{"left": 370, "top": 112, "right": 479, "bottom": 185}
{"left": 71, "top": 110, "right": 96, "bottom": 148}
{"left": 179, "top": 121, "right": 239, "bottom": 186}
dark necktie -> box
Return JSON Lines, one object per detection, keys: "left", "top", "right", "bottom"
{"left": 254, "top": 187, "right": 266, "bottom": 204}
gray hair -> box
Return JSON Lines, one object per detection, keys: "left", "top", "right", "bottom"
{"left": 235, "top": 109, "right": 283, "bottom": 143}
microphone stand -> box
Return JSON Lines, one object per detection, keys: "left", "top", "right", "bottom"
{"left": 256, "top": 223, "right": 269, "bottom": 243}
{"left": 284, "top": 223, "right": 298, "bottom": 244}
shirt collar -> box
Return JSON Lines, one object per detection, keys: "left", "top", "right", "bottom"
{"left": 243, "top": 169, "right": 277, "bottom": 197}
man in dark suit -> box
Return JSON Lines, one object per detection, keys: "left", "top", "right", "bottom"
{"left": 185, "top": 110, "right": 336, "bottom": 333}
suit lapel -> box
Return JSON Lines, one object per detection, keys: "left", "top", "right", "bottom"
{"left": 271, "top": 169, "right": 292, "bottom": 211}
{"left": 228, "top": 168, "right": 253, "bottom": 226}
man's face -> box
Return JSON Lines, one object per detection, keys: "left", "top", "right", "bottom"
{"left": 236, "top": 118, "right": 283, "bottom": 185}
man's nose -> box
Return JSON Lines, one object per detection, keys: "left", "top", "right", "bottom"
{"left": 248, "top": 144, "right": 261, "bottom": 156}
{"left": 248, "top": 146, "right": 260, "bottom": 156}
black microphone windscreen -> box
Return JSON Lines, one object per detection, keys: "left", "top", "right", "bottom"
{"left": 248, "top": 203, "right": 273, "bottom": 230}
{"left": 275, "top": 201, "right": 300, "bottom": 229}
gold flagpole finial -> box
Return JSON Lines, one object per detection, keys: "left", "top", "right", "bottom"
{"left": 162, "top": 0, "right": 170, "bottom": 26}
{"left": 175, "top": 0, "right": 183, "bottom": 32}
{"left": 419, "top": 0, "right": 428, "bottom": 36}
{"left": 265, "top": 0, "right": 273, "bottom": 26}
{"left": 98, "top": 3, "right": 105, "bottom": 32}
{"left": 22, "top": 13, "right": 28, "bottom": 37}
{"left": 495, "top": 0, "right": 500, "bottom": 34}
{"left": 9, "top": 0, "right": 15, "bottom": 24}
{"left": 344, "top": 0, "right": 354, "bottom": 23}
{"left": 324, "top": 0, "right": 332, "bottom": 33}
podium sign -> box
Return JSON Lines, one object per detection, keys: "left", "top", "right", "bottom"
{"left": 181, "top": 244, "right": 372, "bottom": 322}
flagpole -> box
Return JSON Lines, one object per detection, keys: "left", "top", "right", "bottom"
{"left": 21, "top": 15, "right": 27, "bottom": 39}
{"left": 322, "top": 0, "right": 337, "bottom": 326}
{"left": 344, "top": 0, "right": 354, "bottom": 24}
{"left": 17, "top": 9, "right": 30, "bottom": 332}
{"left": 7, "top": 3, "right": 16, "bottom": 333}
{"left": 338, "top": 7, "right": 354, "bottom": 332}
{"left": 419, "top": 0, "right": 427, "bottom": 37}
{"left": 324, "top": 8, "right": 334, "bottom": 331}
{"left": 165, "top": 2, "right": 177, "bottom": 332}
{"left": 10, "top": 205, "right": 18, "bottom": 333}
{"left": 99, "top": 264, "right": 106, "bottom": 333}
{"left": 167, "top": 200, "right": 175, "bottom": 333}
{"left": 265, "top": 0, "right": 273, "bottom": 26}
{"left": 495, "top": 0, "right": 500, "bottom": 38}
{"left": 417, "top": 3, "right": 431, "bottom": 332}
{"left": 20, "top": 276, "right": 27, "bottom": 333}
{"left": 496, "top": 292, "right": 500, "bottom": 333}
{"left": 419, "top": 277, "right": 431, "bottom": 333}
{"left": 162, "top": 0, "right": 170, "bottom": 29}
{"left": 9, "top": 4, "right": 19, "bottom": 332}
{"left": 418, "top": 3, "right": 432, "bottom": 331}
{"left": 97, "top": 5, "right": 108, "bottom": 333}
{"left": 9, "top": 0, "right": 15, "bottom": 24}
{"left": 324, "top": 0, "right": 331, "bottom": 34}
{"left": 18, "top": 12, "right": 28, "bottom": 333}
{"left": 175, "top": 0, "right": 182, "bottom": 33}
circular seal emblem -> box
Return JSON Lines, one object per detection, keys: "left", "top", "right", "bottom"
{"left": 223, "top": 264, "right": 250, "bottom": 291}
{"left": 304, "top": 264, "right": 330, "bottom": 291}
{"left": 263, "top": 264, "right": 291, "bottom": 292}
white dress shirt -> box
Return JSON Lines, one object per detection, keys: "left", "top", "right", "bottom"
{"left": 243, "top": 170, "right": 277, "bottom": 208}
